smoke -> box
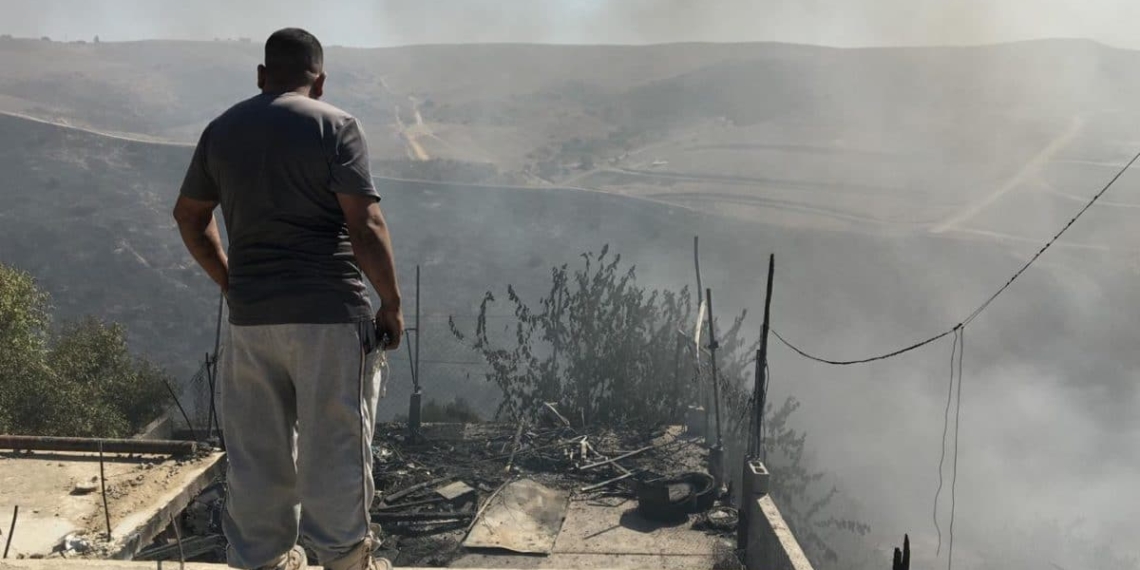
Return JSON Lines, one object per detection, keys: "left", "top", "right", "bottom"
{"left": 1, "top": 2, "right": 1138, "bottom": 568}
{"left": 4, "top": 0, "right": 1140, "bottom": 49}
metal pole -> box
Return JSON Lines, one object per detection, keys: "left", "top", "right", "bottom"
{"left": 210, "top": 291, "right": 224, "bottom": 441}
{"left": 160, "top": 376, "right": 198, "bottom": 443}
{"left": 415, "top": 265, "right": 421, "bottom": 390}
{"left": 99, "top": 442, "right": 112, "bottom": 541}
{"left": 170, "top": 513, "right": 185, "bottom": 570}
{"left": 3, "top": 505, "right": 17, "bottom": 558}
{"left": 213, "top": 291, "right": 223, "bottom": 366}
{"left": 754, "top": 254, "right": 775, "bottom": 459}
{"left": 203, "top": 360, "right": 214, "bottom": 441}
{"left": 204, "top": 353, "right": 220, "bottom": 442}
{"left": 409, "top": 265, "right": 423, "bottom": 442}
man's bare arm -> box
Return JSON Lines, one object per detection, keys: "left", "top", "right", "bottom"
{"left": 338, "top": 193, "right": 404, "bottom": 348}
{"left": 173, "top": 195, "right": 229, "bottom": 291}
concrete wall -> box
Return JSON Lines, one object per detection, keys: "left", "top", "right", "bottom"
{"left": 745, "top": 495, "right": 814, "bottom": 570}
{"left": 739, "top": 460, "right": 814, "bottom": 570}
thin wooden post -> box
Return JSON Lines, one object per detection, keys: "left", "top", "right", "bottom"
{"left": 754, "top": 254, "right": 775, "bottom": 459}
{"left": 671, "top": 332, "right": 684, "bottom": 416}
{"left": 693, "top": 237, "right": 704, "bottom": 307}
{"left": 505, "top": 420, "right": 526, "bottom": 472}
{"left": 705, "top": 288, "right": 723, "bottom": 450}
{"left": 740, "top": 254, "right": 774, "bottom": 553}
{"left": 892, "top": 535, "right": 911, "bottom": 570}
{"left": 694, "top": 236, "right": 712, "bottom": 443}
{"left": 3, "top": 505, "right": 17, "bottom": 558}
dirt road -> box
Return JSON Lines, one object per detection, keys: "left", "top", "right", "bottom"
{"left": 931, "top": 117, "right": 1084, "bottom": 234}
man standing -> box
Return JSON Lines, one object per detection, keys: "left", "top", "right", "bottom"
{"left": 173, "top": 28, "right": 402, "bottom": 570}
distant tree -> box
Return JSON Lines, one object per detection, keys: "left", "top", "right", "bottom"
{"left": 0, "top": 263, "right": 170, "bottom": 437}
{"left": 93, "top": 35, "right": 100, "bottom": 43}
{"left": 0, "top": 264, "right": 51, "bottom": 432}
{"left": 40, "top": 36, "right": 50, "bottom": 42}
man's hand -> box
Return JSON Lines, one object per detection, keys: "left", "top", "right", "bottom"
{"left": 338, "top": 193, "right": 404, "bottom": 346}
{"left": 375, "top": 306, "right": 404, "bottom": 350}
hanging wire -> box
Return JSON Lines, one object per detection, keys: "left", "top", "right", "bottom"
{"left": 773, "top": 146, "right": 1140, "bottom": 366}
{"left": 773, "top": 327, "right": 957, "bottom": 365}
{"left": 934, "top": 328, "right": 959, "bottom": 556}
{"left": 947, "top": 327, "right": 966, "bottom": 570}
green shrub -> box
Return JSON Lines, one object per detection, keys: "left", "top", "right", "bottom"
{"left": 0, "top": 263, "right": 170, "bottom": 437}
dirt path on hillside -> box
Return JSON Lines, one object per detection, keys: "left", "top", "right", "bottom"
{"left": 0, "top": 110, "right": 192, "bottom": 148}
{"left": 930, "top": 116, "right": 1084, "bottom": 234}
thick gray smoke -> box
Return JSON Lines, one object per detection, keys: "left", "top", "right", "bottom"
{"left": 0, "top": 2, "right": 1137, "bottom": 569}
{"left": 4, "top": 0, "right": 1140, "bottom": 48}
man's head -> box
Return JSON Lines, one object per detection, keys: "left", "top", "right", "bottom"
{"left": 258, "top": 28, "right": 325, "bottom": 99}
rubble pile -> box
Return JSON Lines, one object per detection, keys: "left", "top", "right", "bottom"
{"left": 367, "top": 419, "right": 721, "bottom": 566}
{"left": 136, "top": 418, "right": 730, "bottom": 567}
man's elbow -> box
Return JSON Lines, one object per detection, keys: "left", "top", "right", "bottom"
{"left": 347, "top": 209, "right": 387, "bottom": 237}
{"left": 172, "top": 204, "right": 189, "bottom": 226}
{"left": 172, "top": 198, "right": 212, "bottom": 229}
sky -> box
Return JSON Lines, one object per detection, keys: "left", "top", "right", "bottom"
{"left": 2, "top": 0, "right": 1138, "bottom": 49}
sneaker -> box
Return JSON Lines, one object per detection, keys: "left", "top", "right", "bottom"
{"left": 259, "top": 545, "right": 308, "bottom": 570}
{"left": 323, "top": 538, "right": 392, "bottom": 570}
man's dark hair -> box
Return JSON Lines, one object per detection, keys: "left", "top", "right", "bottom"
{"left": 264, "top": 28, "right": 323, "bottom": 85}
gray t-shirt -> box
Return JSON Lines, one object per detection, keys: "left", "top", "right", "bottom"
{"left": 179, "top": 92, "right": 380, "bottom": 326}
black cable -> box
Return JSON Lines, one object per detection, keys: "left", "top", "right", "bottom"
{"left": 773, "top": 146, "right": 1140, "bottom": 366}
{"left": 934, "top": 329, "right": 958, "bottom": 556}
{"left": 963, "top": 149, "right": 1140, "bottom": 325}
{"left": 948, "top": 327, "right": 965, "bottom": 570}
{"left": 772, "top": 326, "right": 957, "bottom": 366}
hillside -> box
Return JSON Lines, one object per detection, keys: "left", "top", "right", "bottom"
{"left": 2, "top": 38, "right": 1140, "bottom": 566}
{"left": 4, "top": 38, "right": 1140, "bottom": 240}
{"left": 3, "top": 107, "right": 1140, "bottom": 562}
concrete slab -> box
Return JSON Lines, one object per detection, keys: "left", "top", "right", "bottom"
{"left": 451, "top": 553, "right": 728, "bottom": 569}
{"left": 551, "top": 501, "right": 729, "bottom": 556}
{"left": 0, "top": 563, "right": 222, "bottom": 570}
{"left": 464, "top": 479, "right": 569, "bottom": 554}
{"left": 0, "top": 563, "right": 560, "bottom": 570}
{"left": 453, "top": 499, "right": 730, "bottom": 570}
{"left": 0, "top": 451, "right": 225, "bottom": 559}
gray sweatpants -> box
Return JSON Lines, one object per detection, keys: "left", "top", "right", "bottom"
{"left": 219, "top": 321, "right": 383, "bottom": 569}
